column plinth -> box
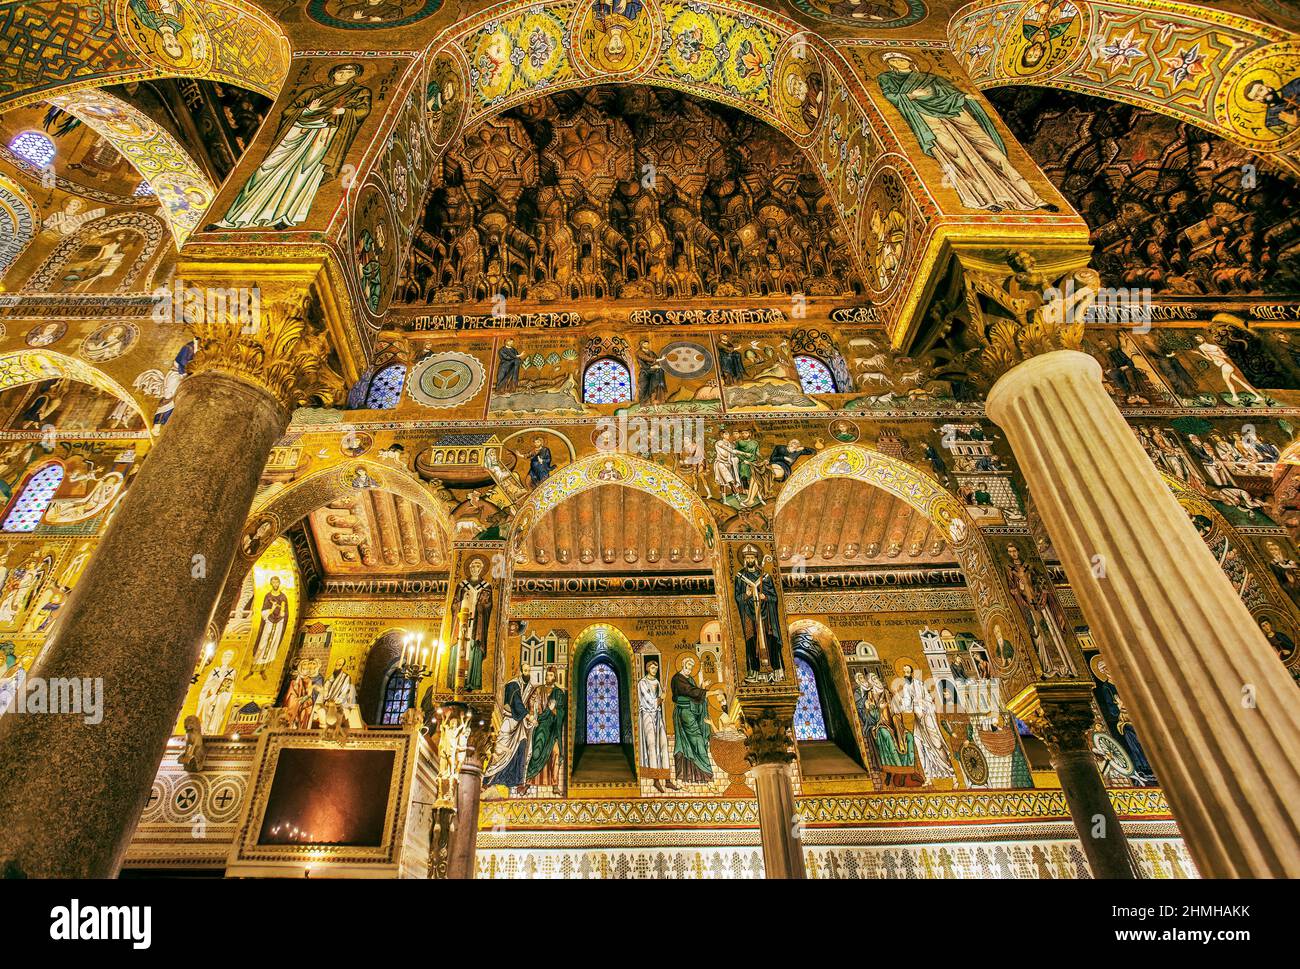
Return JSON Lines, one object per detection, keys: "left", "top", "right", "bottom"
{"left": 987, "top": 349, "right": 1300, "bottom": 878}
{"left": 0, "top": 369, "right": 288, "bottom": 878}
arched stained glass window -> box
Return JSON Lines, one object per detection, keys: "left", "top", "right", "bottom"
{"left": 583, "top": 358, "right": 632, "bottom": 405}
{"left": 379, "top": 670, "right": 414, "bottom": 725}
{"left": 2, "top": 463, "right": 63, "bottom": 532}
{"left": 365, "top": 364, "right": 406, "bottom": 409}
{"left": 10, "top": 131, "right": 54, "bottom": 168}
{"left": 794, "top": 354, "right": 836, "bottom": 395}
{"left": 585, "top": 661, "right": 620, "bottom": 743}
{"left": 794, "top": 657, "right": 828, "bottom": 741}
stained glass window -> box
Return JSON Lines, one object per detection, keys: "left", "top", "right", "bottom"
{"left": 794, "top": 657, "right": 828, "bottom": 741}
{"left": 2, "top": 463, "right": 63, "bottom": 532}
{"left": 365, "top": 364, "right": 406, "bottom": 409}
{"left": 794, "top": 355, "right": 836, "bottom": 395}
{"left": 380, "top": 670, "right": 414, "bottom": 725}
{"left": 586, "top": 661, "right": 620, "bottom": 743}
{"left": 10, "top": 131, "right": 55, "bottom": 168}
{"left": 583, "top": 358, "right": 632, "bottom": 405}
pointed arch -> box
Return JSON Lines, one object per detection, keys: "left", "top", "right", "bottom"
{"left": 570, "top": 623, "right": 638, "bottom": 787}
{"left": 775, "top": 443, "right": 1028, "bottom": 688}
{"left": 0, "top": 175, "right": 37, "bottom": 279}
{"left": 0, "top": 0, "right": 292, "bottom": 112}
{"left": 211, "top": 459, "right": 455, "bottom": 643}
{"left": 948, "top": 0, "right": 1300, "bottom": 177}
{"left": 0, "top": 349, "right": 151, "bottom": 430}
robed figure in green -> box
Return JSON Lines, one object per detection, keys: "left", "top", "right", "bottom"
{"left": 671, "top": 655, "right": 713, "bottom": 784}
{"left": 525, "top": 668, "right": 566, "bottom": 790}
{"left": 217, "top": 63, "right": 371, "bottom": 230}
{"left": 876, "top": 51, "right": 1047, "bottom": 213}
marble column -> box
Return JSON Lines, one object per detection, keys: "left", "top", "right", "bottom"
{"left": 743, "top": 707, "right": 805, "bottom": 879}
{"left": 443, "top": 702, "right": 494, "bottom": 880}
{"left": 1019, "top": 687, "right": 1135, "bottom": 878}
{"left": 987, "top": 349, "right": 1300, "bottom": 878}
{"left": 0, "top": 293, "right": 341, "bottom": 878}
{"left": 0, "top": 370, "right": 288, "bottom": 878}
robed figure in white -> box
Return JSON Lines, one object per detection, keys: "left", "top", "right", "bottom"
{"left": 896, "top": 665, "right": 955, "bottom": 782}
{"left": 216, "top": 63, "right": 371, "bottom": 230}
{"left": 637, "top": 660, "right": 675, "bottom": 790}
{"left": 251, "top": 577, "right": 289, "bottom": 668}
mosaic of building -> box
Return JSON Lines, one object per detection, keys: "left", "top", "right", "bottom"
{"left": 0, "top": 0, "right": 1298, "bottom": 882}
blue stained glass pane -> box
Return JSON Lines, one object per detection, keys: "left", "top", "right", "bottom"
{"left": 794, "top": 355, "right": 836, "bottom": 395}
{"left": 794, "top": 657, "right": 828, "bottom": 741}
{"left": 583, "top": 358, "right": 632, "bottom": 405}
{"left": 380, "top": 672, "right": 414, "bottom": 725}
{"left": 10, "top": 131, "right": 54, "bottom": 168}
{"left": 2, "top": 463, "right": 63, "bottom": 532}
{"left": 586, "top": 662, "right": 620, "bottom": 743}
{"left": 365, "top": 364, "right": 406, "bottom": 409}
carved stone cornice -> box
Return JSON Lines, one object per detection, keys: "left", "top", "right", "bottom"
{"left": 742, "top": 706, "right": 797, "bottom": 768}
{"left": 188, "top": 290, "right": 346, "bottom": 410}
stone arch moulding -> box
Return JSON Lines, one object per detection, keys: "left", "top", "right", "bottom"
{"left": 0, "top": 175, "right": 37, "bottom": 280}
{"left": 505, "top": 449, "right": 733, "bottom": 665}
{"left": 773, "top": 443, "right": 1034, "bottom": 692}
{"left": 947, "top": 0, "right": 1300, "bottom": 177}
{"left": 409, "top": 0, "right": 946, "bottom": 340}
{"left": 21, "top": 211, "right": 166, "bottom": 293}
{"left": 0, "top": 349, "right": 152, "bottom": 429}
{"left": 45, "top": 90, "right": 217, "bottom": 247}
{"left": 213, "top": 458, "right": 456, "bottom": 640}
{"left": 0, "top": 0, "right": 293, "bottom": 111}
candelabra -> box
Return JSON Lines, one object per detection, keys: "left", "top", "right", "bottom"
{"left": 395, "top": 633, "right": 433, "bottom": 682}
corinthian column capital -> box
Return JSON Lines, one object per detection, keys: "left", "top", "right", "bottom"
{"left": 742, "top": 705, "right": 798, "bottom": 767}
{"left": 188, "top": 287, "right": 347, "bottom": 410}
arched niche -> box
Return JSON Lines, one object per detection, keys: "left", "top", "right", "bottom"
{"left": 570, "top": 623, "right": 637, "bottom": 786}
{"left": 213, "top": 459, "right": 454, "bottom": 642}
{"left": 410, "top": 0, "right": 942, "bottom": 330}
{"left": 774, "top": 443, "right": 1029, "bottom": 688}
{"left": 789, "top": 618, "right": 867, "bottom": 776}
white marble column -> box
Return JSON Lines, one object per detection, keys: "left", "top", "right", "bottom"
{"left": 987, "top": 349, "right": 1300, "bottom": 878}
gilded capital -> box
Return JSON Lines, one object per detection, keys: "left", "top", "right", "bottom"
{"left": 187, "top": 289, "right": 347, "bottom": 410}
{"left": 742, "top": 706, "right": 797, "bottom": 767}
{"left": 1009, "top": 684, "right": 1096, "bottom": 758}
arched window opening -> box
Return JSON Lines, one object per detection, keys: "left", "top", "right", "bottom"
{"left": 583, "top": 357, "right": 632, "bottom": 405}
{"left": 794, "top": 656, "right": 829, "bottom": 741}
{"left": 794, "top": 354, "right": 836, "bottom": 395}
{"left": 364, "top": 364, "right": 406, "bottom": 409}
{"left": 379, "top": 670, "right": 414, "bottom": 725}
{"left": 10, "top": 131, "right": 55, "bottom": 169}
{"left": 585, "top": 660, "right": 621, "bottom": 743}
{"left": 2, "top": 462, "right": 64, "bottom": 532}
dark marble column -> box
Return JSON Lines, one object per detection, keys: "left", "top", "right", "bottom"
{"left": 1028, "top": 693, "right": 1136, "bottom": 879}
{"left": 743, "top": 706, "right": 805, "bottom": 879}
{"left": 445, "top": 703, "right": 494, "bottom": 880}
{"left": 0, "top": 369, "right": 288, "bottom": 878}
